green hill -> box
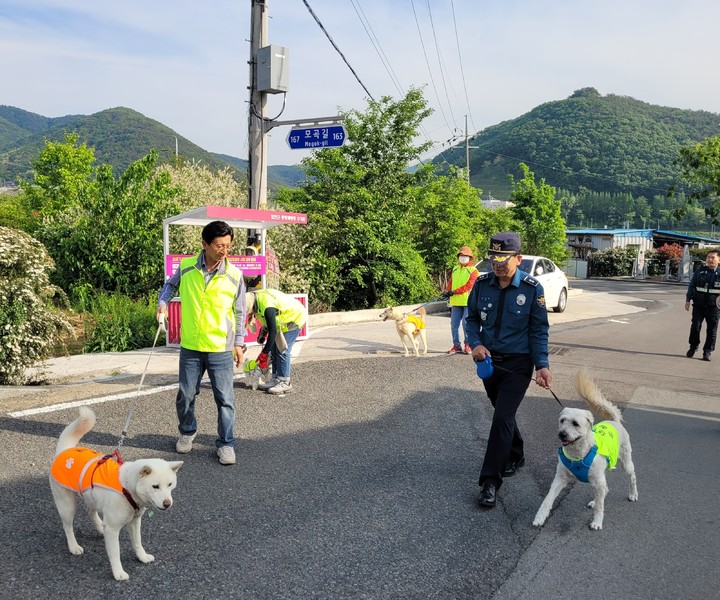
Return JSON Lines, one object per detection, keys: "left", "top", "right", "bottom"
{"left": 0, "top": 107, "right": 235, "bottom": 181}
{"left": 435, "top": 88, "right": 720, "bottom": 199}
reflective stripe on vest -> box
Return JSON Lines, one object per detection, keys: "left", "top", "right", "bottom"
{"left": 449, "top": 266, "right": 475, "bottom": 306}
{"left": 254, "top": 289, "right": 307, "bottom": 332}
{"left": 179, "top": 254, "right": 242, "bottom": 352}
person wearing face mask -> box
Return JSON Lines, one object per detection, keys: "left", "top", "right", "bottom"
{"left": 441, "top": 246, "right": 479, "bottom": 354}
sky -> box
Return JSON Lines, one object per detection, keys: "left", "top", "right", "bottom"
{"left": 2, "top": 0, "right": 720, "bottom": 167}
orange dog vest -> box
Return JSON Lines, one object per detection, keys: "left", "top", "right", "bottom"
{"left": 51, "top": 447, "right": 124, "bottom": 496}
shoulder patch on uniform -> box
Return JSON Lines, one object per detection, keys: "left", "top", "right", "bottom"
{"left": 477, "top": 272, "right": 491, "bottom": 281}
{"left": 522, "top": 274, "right": 538, "bottom": 287}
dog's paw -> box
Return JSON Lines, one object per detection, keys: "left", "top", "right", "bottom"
{"left": 137, "top": 552, "right": 155, "bottom": 564}
{"left": 587, "top": 500, "right": 595, "bottom": 509}
{"left": 589, "top": 521, "right": 603, "bottom": 531}
{"left": 628, "top": 492, "right": 638, "bottom": 502}
{"left": 113, "top": 569, "right": 130, "bottom": 581}
{"left": 532, "top": 518, "right": 546, "bottom": 528}
{"left": 69, "top": 544, "right": 84, "bottom": 555}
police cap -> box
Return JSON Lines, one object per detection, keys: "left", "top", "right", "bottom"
{"left": 487, "top": 232, "right": 521, "bottom": 264}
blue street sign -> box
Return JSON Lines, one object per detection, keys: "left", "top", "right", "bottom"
{"left": 287, "top": 125, "right": 347, "bottom": 150}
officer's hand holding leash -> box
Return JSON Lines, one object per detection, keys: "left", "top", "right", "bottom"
{"left": 471, "top": 344, "right": 556, "bottom": 396}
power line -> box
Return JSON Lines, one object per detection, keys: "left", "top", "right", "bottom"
{"left": 410, "top": 0, "right": 453, "bottom": 136}
{"left": 350, "top": 0, "right": 404, "bottom": 96}
{"left": 301, "top": 0, "right": 374, "bottom": 100}
{"left": 450, "top": 0, "right": 478, "bottom": 133}
{"left": 425, "top": 0, "right": 458, "bottom": 129}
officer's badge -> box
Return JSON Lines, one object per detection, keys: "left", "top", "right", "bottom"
{"left": 537, "top": 295, "right": 546, "bottom": 307}
{"left": 516, "top": 294, "right": 526, "bottom": 306}
{"left": 480, "top": 311, "right": 487, "bottom": 321}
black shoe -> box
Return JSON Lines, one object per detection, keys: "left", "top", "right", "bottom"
{"left": 503, "top": 456, "right": 526, "bottom": 477}
{"left": 702, "top": 352, "right": 711, "bottom": 362}
{"left": 478, "top": 481, "right": 497, "bottom": 508}
{"left": 686, "top": 347, "right": 697, "bottom": 358}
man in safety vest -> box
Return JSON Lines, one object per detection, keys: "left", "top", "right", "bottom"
{"left": 441, "top": 246, "right": 479, "bottom": 354}
{"left": 157, "top": 220, "right": 247, "bottom": 466}
{"left": 246, "top": 288, "right": 307, "bottom": 395}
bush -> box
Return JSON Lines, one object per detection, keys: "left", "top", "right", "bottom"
{"left": 587, "top": 246, "right": 637, "bottom": 277}
{"left": 0, "top": 226, "right": 72, "bottom": 384}
{"left": 82, "top": 292, "right": 162, "bottom": 353}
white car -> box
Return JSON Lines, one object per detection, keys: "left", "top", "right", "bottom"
{"left": 474, "top": 255, "right": 569, "bottom": 313}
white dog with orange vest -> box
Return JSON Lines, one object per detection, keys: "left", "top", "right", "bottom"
{"left": 49, "top": 407, "right": 183, "bottom": 580}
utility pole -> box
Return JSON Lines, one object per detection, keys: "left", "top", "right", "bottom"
{"left": 464, "top": 115, "right": 478, "bottom": 184}
{"left": 248, "top": 0, "right": 268, "bottom": 214}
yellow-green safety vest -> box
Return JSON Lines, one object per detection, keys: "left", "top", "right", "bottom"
{"left": 449, "top": 265, "right": 477, "bottom": 306}
{"left": 178, "top": 254, "right": 243, "bottom": 352}
{"left": 253, "top": 289, "right": 307, "bottom": 332}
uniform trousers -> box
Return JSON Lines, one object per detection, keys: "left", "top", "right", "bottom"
{"left": 479, "top": 354, "right": 533, "bottom": 488}
{"left": 689, "top": 305, "right": 719, "bottom": 352}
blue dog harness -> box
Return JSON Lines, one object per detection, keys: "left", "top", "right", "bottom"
{"left": 558, "top": 422, "right": 619, "bottom": 483}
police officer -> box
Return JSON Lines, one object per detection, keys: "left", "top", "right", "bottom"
{"left": 466, "top": 232, "right": 552, "bottom": 508}
{"left": 684, "top": 250, "right": 720, "bottom": 362}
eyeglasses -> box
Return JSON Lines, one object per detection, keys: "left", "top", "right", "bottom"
{"left": 209, "top": 243, "right": 233, "bottom": 251}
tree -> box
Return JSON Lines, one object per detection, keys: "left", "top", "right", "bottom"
{"left": 157, "top": 159, "right": 248, "bottom": 254}
{"left": 277, "top": 89, "right": 436, "bottom": 310}
{"left": 509, "top": 163, "right": 568, "bottom": 264}
{"left": 19, "top": 132, "right": 97, "bottom": 227}
{"left": 35, "top": 151, "right": 181, "bottom": 298}
{"left": 671, "top": 135, "right": 720, "bottom": 224}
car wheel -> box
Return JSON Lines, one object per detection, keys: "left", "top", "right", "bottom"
{"left": 553, "top": 288, "right": 567, "bottom": 313}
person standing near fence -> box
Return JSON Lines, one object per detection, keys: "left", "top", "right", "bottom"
{"left": 684, "top": 250, "right": 720, "bottom": 362}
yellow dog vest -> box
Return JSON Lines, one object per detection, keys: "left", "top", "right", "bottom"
{"left": 405, "top": 314, "right": 425, "bottom": 332}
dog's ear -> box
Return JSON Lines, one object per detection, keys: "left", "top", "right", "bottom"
{"left": 139, "top": 465, "right": 153, "bottom": 477}
{"left": 170, "top": 461, "right": 183, "bottom": 472}
{"left": 583, "top": 409, "right": 594, "bottom": 427}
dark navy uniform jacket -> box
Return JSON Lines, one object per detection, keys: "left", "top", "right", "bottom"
{"left": 686, "top": 265, "right": 720, "bottom": 312}
{"left": 466, "top": 269, "right": 550, "bottom": 369}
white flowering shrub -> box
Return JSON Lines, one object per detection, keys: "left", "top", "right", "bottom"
{"left": 0, "top": 226, "right": 72, "bottom": 384}
{"left": 157, "top": 161, "right": 248, "bottom": 253}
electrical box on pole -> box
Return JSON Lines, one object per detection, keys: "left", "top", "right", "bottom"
{"left": 257, "top": 45, "right": 289, "bottom": 94}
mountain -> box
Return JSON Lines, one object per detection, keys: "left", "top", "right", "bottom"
{"left": 0, "top": 105, "right": 305, "bottom": 187}
{"left": 435, "top": 88, "right": 720, "bottom": 199}
{"left": 213, "top": 153, "right": 307, "bottom": 188}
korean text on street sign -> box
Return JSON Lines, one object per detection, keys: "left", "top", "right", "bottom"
{"left": 287, "top": 125, "right": 347, "bottom": 150}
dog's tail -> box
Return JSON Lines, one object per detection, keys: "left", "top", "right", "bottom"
{"left": 417, "top": 306, "right": 426, "bottom": 321}
{"left": 575, "top": 370, "right": 622, "bottom": 422}
{"left": 55, "top": 406, "right": 96, "bottom": 456}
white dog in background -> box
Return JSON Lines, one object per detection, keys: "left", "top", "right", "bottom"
{"left": 49, "top": 407, "right": 182, "bottom": 580}
{"left": 379, "top": 306, "right": 428, "bottom": 357}
{"left": 533, "top": 370, "right": 638, "bottom": 531}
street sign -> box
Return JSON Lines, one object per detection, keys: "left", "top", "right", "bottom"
{"left": 287, "top": 125, "right": 347, "bottom": 150}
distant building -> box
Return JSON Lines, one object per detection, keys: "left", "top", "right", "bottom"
{"left": 481, "top": 193, "right": 514, "bottom": 210}
{"left": 565, "top": 228, "right": 720, "bottom": 259}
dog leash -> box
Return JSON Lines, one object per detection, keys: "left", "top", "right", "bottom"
{"left": 488, "top": 361, "right": 564, "bottom": 407}
{"left": 405, "top": 296, "right": 444, "bottom": 316}
{"left": 116, "top": 316, "right": 167, "bottom": 449}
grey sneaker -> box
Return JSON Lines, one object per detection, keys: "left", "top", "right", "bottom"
{"left": 217, "top": 445, "right": 236, "bottom": 465}
{"left": 258, "top": 377, "right": 279, "bottom": 391}
{"left": 267, "top": 380, "right": 293, "bottom": 395}
{"left": 176, "top": 432, "right": 197, "bottom": 454}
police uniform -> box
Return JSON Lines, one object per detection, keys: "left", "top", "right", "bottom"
{"left": 685, "top": 261, "right": 720, "bottom": 360}
{"left": 466, "top": 233, "right": 550, "bottom": 495}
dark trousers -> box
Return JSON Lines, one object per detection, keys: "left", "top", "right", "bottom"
{"left": 689, "top": 306, "right": 719, "bottom": 353}
{"left": 479, "top": 354, "right": 533, "bottom": 488}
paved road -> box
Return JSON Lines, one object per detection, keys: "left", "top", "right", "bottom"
{"left": 0, "top": 280, "right": 717, "bottom": 599}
